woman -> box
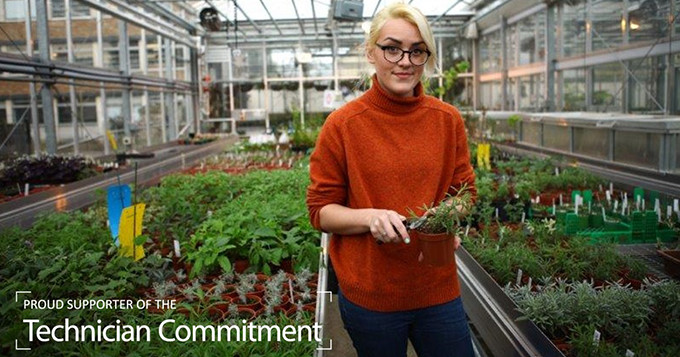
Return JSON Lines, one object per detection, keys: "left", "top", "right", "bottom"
{"left": 306, "top": 3, "right": 476, "bottom": 357}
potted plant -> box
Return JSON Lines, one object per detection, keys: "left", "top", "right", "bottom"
{"left": 410, "top": 186, "right": 474, "bottom": 266}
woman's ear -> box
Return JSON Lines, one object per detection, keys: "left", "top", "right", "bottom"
{"left": 366, "top": 47, "right": 376, "bottom": 64}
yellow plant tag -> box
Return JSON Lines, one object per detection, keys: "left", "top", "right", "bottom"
{"left": 118, "top": 203, "right": 145, "bottom": 261}
{"left": 477, "top": 143, "right": 491, "bottom": 170}
{"left": 106, "top": 130, "right": 118, "bottom": 151}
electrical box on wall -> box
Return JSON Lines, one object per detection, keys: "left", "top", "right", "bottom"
{"left": 333, "top": 0, "right": 363, "bottom": 21}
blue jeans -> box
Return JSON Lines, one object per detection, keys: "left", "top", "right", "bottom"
{"left": 338, "top": 290, "right": 474, "bottom": 357}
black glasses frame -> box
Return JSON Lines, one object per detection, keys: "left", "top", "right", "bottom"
{"left": 375, "top": 43, "right": 431, "bottom": 66}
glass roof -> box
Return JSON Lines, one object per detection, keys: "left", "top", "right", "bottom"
{"left": 191, "top": 0, "right": 473, "bottom": 22}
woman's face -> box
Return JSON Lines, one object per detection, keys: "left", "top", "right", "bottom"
{"left": 368, "top": 18, "right": 427, "bottom": 98}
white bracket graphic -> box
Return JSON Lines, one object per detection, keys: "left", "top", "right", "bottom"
{"left": 317, "top": 339, "right": 333, "bottom": 351}
{"left": 15, "top": 339, "right": 31, "bottom": 351}
{"left": 316, "top": 290, "right": 333, "bottom": 302}
{"left": 15, "top": 290, "right": 31, "bottom": 302}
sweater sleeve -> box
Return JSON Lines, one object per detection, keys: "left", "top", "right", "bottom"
{"left": 449, "top": 108, "right": 477, "bottom": 201}
{"left": 306, "top": 117, "right": 348, "bottom": 231}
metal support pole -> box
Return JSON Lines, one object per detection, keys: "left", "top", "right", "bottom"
{"left": 35, "top": 0, "right": 57, "bottom": 154}
{"left": 96, "top": 10, "right": 110, "bottom": 154}
{"left": 332, "top": 29, "right": 339, "bottom": 92}
{"left": 119, "top": 20, "right": 132, "bottom": 149}
{"left": 190, "top": 42, "right": 200, "bottom": 136}
{"left": 584, "top": 0, "right": 593, "bottom": 109}
{"left": 544, "top": 5, "right": 556, "bottom": 111}
{"left": 298, "top": 61, "right": 304, "bottom": 129}
{"left": 472, "top": 38, "right": 479, "bottom": 110}
{"left": 262, "top": 41, "right": 269, "bottom": 131}
{"left": 164, "top": 38, "right": 177, "bottom": 140}
{"left": 500, "top": 16, "right": 508, "bottom": 111}
{"left": 65, "top": 0, "right": 79, "bottom": 154}
{"left": 158, "top": 36, "right": 166, "bottom": 142}
{"left": 25, "top": 0, "right": 40, "bottom": 154}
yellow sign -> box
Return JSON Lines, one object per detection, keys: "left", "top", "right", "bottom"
{"left": 477, "top": 143, "right": 491, "bottom": 170}
{"left": 118, "top": 203, "right": 145, "bottom": 261}
{"left": 106, "top": 130, "right": 118, "bottom": 151}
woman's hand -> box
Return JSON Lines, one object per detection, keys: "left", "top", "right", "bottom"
{"left": 368, "top": 209, "right": 410, "bottom": 244}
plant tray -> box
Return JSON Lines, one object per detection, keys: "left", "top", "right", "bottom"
{"left": 657, "top": 249, "right": 680, "bottom": 278}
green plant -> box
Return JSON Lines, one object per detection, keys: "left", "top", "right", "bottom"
{"left": 411, "top": 185, "right": 474, "bottom": 235}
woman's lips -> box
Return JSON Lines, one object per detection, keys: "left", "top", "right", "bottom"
{"left": 394, "top": 72, "right": 413, "bottom": 79}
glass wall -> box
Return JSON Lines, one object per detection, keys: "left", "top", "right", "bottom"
{"left": 480, "top": 81, "right": 502, "bottom": 110}
{"left": 590, "top": 0, "right": 624, "bottom": 52}
{"left": 562, "top": 0, "right": 587, "bottom": 57}
{"left": 480, "top": 30, "right": 501, "bottom": 73}
{"left": 522, "top": 121, "right": 542, "bottom": 146}
{"left": 519, "top": 74, "right": 545, "bottom": 111}
{"left": 628, "top": 55, "right": 667, "bottom": 113}
{"left": 573, "top": 127, "right": 609, "bottom": 160}
{"left": 628, "top": 0, "right": 670, "bottom": 45}
{"left": 614, "top": 130, "right": 660, "bottom": 169}
{"left": 506, "top": 24, "right": 517, "bottom": 69}
{"left": 543, "top": 124, "right": 570, "bottom": 151}
{"left": 562, "top": 68, "right": 586, "bottom": 111}
{"left": 518, "top": 10, "right": 545, "bottom": 65}
{"left": 591, "top": 62, "right": 622, "bottom": 111}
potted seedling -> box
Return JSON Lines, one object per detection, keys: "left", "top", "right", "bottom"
{"left": 409, "top": 186, "right": 474, "bottom": 266}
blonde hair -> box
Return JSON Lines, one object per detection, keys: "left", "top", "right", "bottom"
{"left": 366, "top": 2, "right": 437, "bottom": 75}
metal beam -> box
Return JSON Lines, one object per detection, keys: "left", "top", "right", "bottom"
{"left": 36, "top": 0, "right": 57, "bottom": 154}
{"left": 24, "top": 0, "right": 40, "bottom": 154}
{"left": 204, "top": 0, "right": 248, "bottom": 38}
{"left": 259, "top": 0, "right": 283, "bottom": 35}
{"left": 76, "top": 0, "right": 197, "bottom": 48}
{"left": 371, "top": 0, "right": 383, "bottom": 17}
{"left": 432, "top": 0, "right": 464, "bottom": 25}
{"left": 119, "top": 20, "right": 132, "bottom": 149}
{"left": 310, "top": 0, "right": 319, "bottom": 38}
{"left": 66, "top": 0, "right": 79, "bottom": 154}
{"left": 291, "top": 0, "right": 306, "bottom": 35}
{"left": 233, "top": 0, "right": 262, "bottom": 33}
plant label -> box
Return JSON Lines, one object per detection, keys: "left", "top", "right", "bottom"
{"left": 602, "top": 207, "right": 606, "bottom": 220}
{"left": 554, "top": 167, "right": 559, "bottom": 176}
{"left": 516, "top": 269, "right": 523, "bottom": 286}
{"left": 674, "top": 199, "right": 679, "bottom": 212}
{"left": 605, "top": 190, "right": 611, "bottom": 202}
{"left": 118, "top": 203, "right": 146, "bottom": 261}
{"left": 24, "top": 183, "right": 29, "bottom": 196}
{"left": 174, "top": 240, "right": 181, "bottom": 258}
{"left": 599, "top": 184, "right": 603, "bottom": 192}
{"left": 592, "top": 330, "right": 601, "bottom": 346}
{"left": 614, "top": 200, "right": 619, "bottom": 212}
{"left": 668, "top": 205, "right": 673, "bottom": 219}
{"left": 654, "top": 199, "right": 660, "bottom": 212}
{"left": 609, "top": 182, "right": 613, "bottom": 193}
{"left": 553, "top": 204, "right": 556, "bottom": 215}
{"left": 521, "top": 212, "right": 525, "bottom": 223}
{"left": 625, "top": 350, "right": 634, "bottom": 357}
{"left": 559, "top": 194, "right": 563, "bottom": 206}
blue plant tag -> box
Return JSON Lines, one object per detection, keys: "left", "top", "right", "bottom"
{"left": 107, "top": 185, "right": 131, "bottom": 246}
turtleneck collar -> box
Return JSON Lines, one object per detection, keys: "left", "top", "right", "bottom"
{"left": 363, "top": 73, "right": 425, "bottom": 114}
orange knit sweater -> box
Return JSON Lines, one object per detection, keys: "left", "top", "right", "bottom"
{"left": 306, "top": 75, "right": 476, "bottom": 312}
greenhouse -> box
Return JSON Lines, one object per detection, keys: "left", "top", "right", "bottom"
{"left": 1, "top": 0, "right": 679, "bottom": 356}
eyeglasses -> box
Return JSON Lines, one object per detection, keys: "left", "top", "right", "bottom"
{"left": 375, "top": 43, "right": 431, "bottom": 66}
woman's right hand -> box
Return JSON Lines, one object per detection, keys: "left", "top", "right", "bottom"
{"left": 368, "top": 209, "right": 410, "bottom": 244}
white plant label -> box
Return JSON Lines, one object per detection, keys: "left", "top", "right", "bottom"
{"left": 464, "top": 225, "right": 470, "bottom": 236}
{"left": 288, "top": 158, "right": 294, "bottom": 167}
{"left": 599, "top": 184, "right": 603, "bottom": 192}
{"left": 674, "top": 199, "right": 679, "bottom": 212}
{"left": 521, "top": 212, "right": 525, "bottom": 223}
{"left": 553, "top": 204, "right": 556, "bottom": 215}
{"left": 24, "top": 183, "right": 29, "bottom": 196}
{"left": 609, "top": 182, "right": 613, "bottom": 193}
{"left": 516, "top": 269, "right": 523, "bottom": 286}
{"left": 495, "top": 208, "right": 499, "bottom": 219}
{"left": 605, "top": 190, "right": 611, "bottom": 202}
{"left": 559, "top": 194, "right": 563, "bottom": 206}
{"left": 658, "top": 209, "right": 662, "bottom": 222}
{"left": 614, "top": 200, "right": 619, "bottom": 212}
{"left": 173, "top": 240, "right": 181, "bottom": 258}
{"left": 668, "top": 206, "right": 673, "bottom": 218}
{"left": 593, "top": 330, "right": 601, "bottom": 346}
{"left": 625, "top": 350, "right": 634, "bottom": 357}
{"left": 555, "top": 167, "right": 559, "bottom": 176}
{"left": 602, "top": 207, "right": 606, "bottom": 220}
{"left": 654, "top": 199, "right": 660, "bottom": 212}
{"left": 278, "top": 159, "right": 283, "bottom": 166}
